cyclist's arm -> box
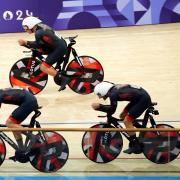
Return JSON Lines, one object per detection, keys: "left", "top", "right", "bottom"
{"left": 27, "top": 40, "right": 41, "bottom": 49}
{"left": 27, "top": 29, "right": 48, "bottom": 50}
{"left": 36, "top": 29, "right": 57, "bottom": 47}
{"left": 96, "top": 93, "right": 118, "bottom": 115}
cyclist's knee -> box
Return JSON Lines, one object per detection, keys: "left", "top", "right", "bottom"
{"left": 40, "top": 62, "right": 53, "bottom": 75}
{"left": 123, "top": 115, "right": 134, "bottom": 126}
{"left": 41, "top": 61, "right": 51, "bottom": 69}
{"left": 91, "top": 103, "right": 101, "bottom": 110}
{"left": 120, "top": 109, "right": 128, "bottom": 119}
{"left": 6, "top": 119, "right": 12, "bottom": 127}
{"left": 6, "top": 116, "right": 19, "bottom": 127}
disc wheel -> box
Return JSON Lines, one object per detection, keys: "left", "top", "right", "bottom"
{"left": 66, "top": 56, "right": 104, "bottom": 94}
{"left": 9, "top": 57, "right": 48, "bottom": 94}
{"left": 29, "top": 132, "right": 69, "bottom": 172}
{"left": 140, "top": 124, "right": 180, "bottom": 164}
{"left": 0, "top": 138, "right": 6, "bottom": 166}
{"left": 82, "top": 123, "right": 123, "bottom": 163}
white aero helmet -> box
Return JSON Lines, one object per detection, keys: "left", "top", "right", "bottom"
{"left": 94, "top": 81, "right": 114, "bottom": 97}
{"left": 22, "top": 16, "right": 42, "bottom": 30}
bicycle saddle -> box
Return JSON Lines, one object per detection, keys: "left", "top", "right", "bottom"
{"left": 148, "top": 102, "right": 159, "bottom": 115}
{"left": 151, "top": 102, "right": 157, "bottom": 106}
{"left": 65, "top": 35, "right": 78, "bottom": 42}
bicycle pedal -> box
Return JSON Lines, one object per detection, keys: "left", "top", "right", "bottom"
{"left": 58, "top": 86, "right": 66, "bottom": 91}
{"left": 123, "top": 148, "right": 133, "bottom": 154}
{"left": 123, "top": 147, "right": 142, "bottom": 154}
{"left": 9, "top": 156, "right": 17, "bottom": 161}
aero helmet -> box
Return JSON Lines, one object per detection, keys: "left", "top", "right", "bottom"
{"left": 22, "top": 16, "right": 42, "bottom": 30}
{"left": 94, "top": 81, "right": 114, "bottom": 97}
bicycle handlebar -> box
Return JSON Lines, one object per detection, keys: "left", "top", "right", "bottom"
{"left": 22, "top": 45, "right": 45, "bottom": 62}
{"left": 64, "top": 35, "right": 78, "bottom": 41}
{"left": 97, "top": 115, "right": 107, "bottom": 118}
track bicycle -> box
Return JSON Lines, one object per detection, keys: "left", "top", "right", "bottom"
{"left": 9, "top": 35, "right": 104, "bottom": 94}
{"left": 82, "top": 102, "right": 180, "bottom": 164}
{"left": 0, "top": 108, "right": 69, "bottom": 172}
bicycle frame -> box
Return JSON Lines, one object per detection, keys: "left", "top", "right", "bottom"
{"left": 24, "top": 35, "right": 85, "bottom": 76}
{"left": 0, "top": 109, "right": 43, "bottom": 152}
{"left": 0, "top": 130, "right": 18, "bottom": 150}
{"left": 82, "top": 102, "right": 180, "bottom": 164}
{"left": 60, "top": 36, "right": 85, "bottom": 73}
{"left": 107, "top": 103, "right": 159, "bottom": 141}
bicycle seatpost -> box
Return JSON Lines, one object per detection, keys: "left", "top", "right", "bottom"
{"left": 33, "top": 110, "right": 41, "bottom": 118}
{"left": 106, "top": 114, "right": 121, "bottom": 127}
{"left": 98, "top": 115, "right": 107, "bottom": 118}
{"left": 29, "top": 109, "right": 41, "bottom": 128}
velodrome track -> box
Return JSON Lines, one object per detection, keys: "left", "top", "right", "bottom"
{"left": 0, "top": 23, "right": 179, "bottom": 177}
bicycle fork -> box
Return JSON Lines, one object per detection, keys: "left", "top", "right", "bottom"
{"left": 71, "top": 48, "right": 85, "bottom": 73}
{"left": 0, "top": 132, "right": 19, "bottom": 150}
{"left": 149, "top": 115, "right": 160, "bottom": 136}
{"left": 110, "top": 120, "right": 131, "bottom": 141}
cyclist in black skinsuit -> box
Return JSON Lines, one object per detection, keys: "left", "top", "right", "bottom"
{"left": 92, "top": 81, "right": 152, "bottom": 154}
{"left": 0, "top": 87, "right": 39, "bottom": 152}
{"left": 18, "top": 16, "right": 69, "bottom": 90}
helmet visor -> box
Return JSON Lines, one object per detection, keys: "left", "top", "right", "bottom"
{"left": 97, "top": 92, "right": 103, "bottom": 98}
{"left": 23, "top": 25, "right": 29, "bottom": 31}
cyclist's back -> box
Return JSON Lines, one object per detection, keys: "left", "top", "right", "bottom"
{"left": 0, "top": 87, "right": 37, "bottom": 106}
{"left": 110, "top": 84, "right": 150, "bottom": 102}
{"left": 0, "top": 87, "right": 38, "bottom": 121}
{"left": 30, "top": 24, "right": 67, "bottom": 55}
{"left": 0, "top": 88, "right": 28, "bottom": 105}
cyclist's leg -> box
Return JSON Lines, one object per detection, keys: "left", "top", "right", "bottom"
{"left": 19, "top": 94, "right": 39, "bottom": 146}
{"left": 6, "top": 116, "right": 24, "bottom": 150}
{"left": 120, "top": 104, "right": 130, "bottom": 119}
{"left": 120, "top": 102, "right": 136, "bottom": 135}
{"left": 41, "top": 49, "right": 70, "bottom": 90}
{"left": 40, "top": 62, "right": 57, "bottom": 76}
{"left": 123, "top": 95, "right": 151, "bottom": 154}
{"left": 40, "top": 48, "right": 64, "bottom": 77}
{"left": 6, "top": 92, "right": 38, "bottom": 150}
{"left": 120, "top": 102, "right": 140, "bottom": 153}
{"left": 40, "top": 38, "right": 67, "bottom": 77}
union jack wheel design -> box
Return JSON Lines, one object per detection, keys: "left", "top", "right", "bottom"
{"left": 9, "top": 57, "right": 48, "bottom": 95}
{"left": 29, "top": 132, "right": 69, "bottom": 173}
{"left": 66, "top": 56, "right": 104, "bottom": 94}
{"left": 139, "top": 124, "right": 180, "bottom": 164}
{"left": 82, "top": 123, "right": 123, "bottom": 163}
{"left": 0, "top": 138, "right": 6, "bottom": 166}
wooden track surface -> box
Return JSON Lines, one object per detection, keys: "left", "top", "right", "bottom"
{"left": 0, "top": 23, "right": 179, "bottom": 175}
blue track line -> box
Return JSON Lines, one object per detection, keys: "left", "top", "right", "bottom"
{"left": 1, "top": 176, "right": 180, "bottom": 180}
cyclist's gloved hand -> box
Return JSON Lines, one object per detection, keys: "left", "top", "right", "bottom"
{"left": 32, "top": 50, "right": 42, "bottom": 58}
{"left": 95, "top": 104, "right": 112, "bottom": 113}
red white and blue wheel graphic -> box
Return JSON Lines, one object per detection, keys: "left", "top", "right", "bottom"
{"left": 82, "top": 123, "right": 123, "bottom": 163}
{"left": 140, "top": 124, "right": 180, "bottom": 164}
{"left": 9, "top": 58, "right": 48, "bottom": 95}
{"left": 29, "top": 132, "right": 69, "bottom": 172}
{"left": 0, "top": 138, "right": 6, "bottom": 166}
{"left": 66, "top": 56, "right": 104, "bottom": 94}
